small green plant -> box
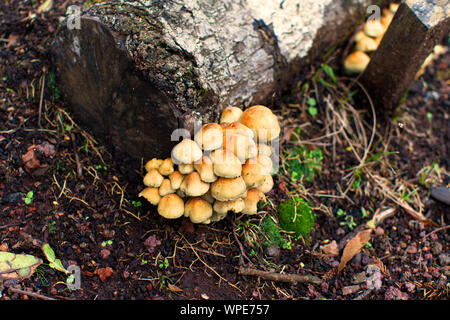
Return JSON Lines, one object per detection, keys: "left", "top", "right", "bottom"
{"left": 158, "top": 257, "right": 169, "bottom": 269}
{"left": 101, "top": 239, "right": 113, "bottom": 247}
{"left": 336, "top": 208, "right": 357, "bottom": 230}
{"left": 95, "top": 164, "right": 108, "bottom": 170}
{"left": 261, "top": 215, "right": 292, "bottom": 250}
{"left": 132, "top": 200, "right": 142, "bottom": 208}
{"left": 24, "top": 191, "right": 34, "bottom": 205}
{"left": 306, "top": 97, "right": 318, "bottom": 117}
{"left": 277, "top": 196, "right": 315, "bottom": 240}
{"left": 285, "top": 145, "right": 323, "bottom": 182}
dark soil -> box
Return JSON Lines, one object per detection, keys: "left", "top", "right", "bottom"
{"left": 0, "top": 0, "right": 448, "bottom": 300}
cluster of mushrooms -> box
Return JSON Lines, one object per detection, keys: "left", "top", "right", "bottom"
{"left": 343, "top": 2, "right": 399, "bottom": 74}
{"left": 138, "top": 105, "right": 280, "bottom": 224}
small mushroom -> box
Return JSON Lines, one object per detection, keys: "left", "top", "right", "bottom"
{"left": 221, "top": 121, "right": 254, "bottom": 139}
{"left": 355, "top": 34, "right": 379, "bottom": 52}
{"left": 158, "top": 158, "right": 174, "bottom": 176}
{"left": 222, "top": 133, "right": 257, "bottom": 162}
{"left": 157, "top": 194, "right": 185, "bottom": 219}
{"left": 171, "top": 139, "right": 203, "bottom": 164}
{"left": 256, "top": 174, "right": 274, "bottom": 194}
{"left": 194, "top": 156, "right": 218, "bottom": 183}
{"left": 363, "top": 19, "right": 385, "bottom": 38}
{"left": 145, "top": 158, "right": 163, "bottom": 172}
{"left": 343, "top": 51, "right": 370, "bottom": 74}
{"left": 239, "top": 105, "right": 280, "bottom": 142}
{"left": 184, "top": 197, "right": 213, "bottom": 224}
{"left": 178, "top": 163, "right": 194, "bottom": 174}
{"left": 143, "top": 169, "right": 164, "bottom": 187}
{"left": 213, "top": 198, "right": 245, "bottom": 215}
{"left": 159, "top": 178, "right": 176, "bottom": 196}
{"left": 210, "top": 177, "right": 247, "bottom": 201}
{"left": 389, "top": 2, "right": 399, "bottom": 13}
{"left": 169, "top": 171, "right": 184, "bottom": 190}
{"left": 242, "top": 188, "right": 266, "bottom": 215}
{"left": 257, "top": 143, "right": 272, "bottom": 157}
{"left": 138, "top": 187, "right": 161, "bottom": 205}
{"left": 220, "top": 106, "right": 243, "bottom": 124}
{"left": 210, "top": 149, "right": 242, "bottom": 178}
{"left": 242, "top": 154, "right": 273, "bottom": 188}
{"left": 194, "top": 123, "right": 223, "bottom": 151}
{"left": 179, "top": 172, "right": 210, "bottom": 197}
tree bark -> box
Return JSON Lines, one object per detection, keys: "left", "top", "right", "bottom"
{"left": 51, "top": 0, "right": 370, "bottom": 160}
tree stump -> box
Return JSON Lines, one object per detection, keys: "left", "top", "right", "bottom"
{"left": 359, "top": 0, "right": 449, "bottom": 116}
{"left": 52, "top": 0, "right": 371, "bottom": 159}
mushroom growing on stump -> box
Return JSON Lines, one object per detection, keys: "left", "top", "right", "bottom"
{"left": 344, "top": 51, "right": 371, "bottom": 74}
{"left": 139, "top": 104, "right": 280, "bottom": 225}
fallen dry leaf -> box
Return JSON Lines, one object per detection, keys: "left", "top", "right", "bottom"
{"left": 167, "top": 283, "right": 183, "bottom": 293}
{"left": 95, "top": 267, "right": 113, "bottom": 282}
{"left": 320, "top": 240, "right": 339, "bottom": 257}
{"left": 338, "top": 229, "right": 373, "bottom": 272}
{"left": 5, "top": 34, "right": 19, "bottom": 47}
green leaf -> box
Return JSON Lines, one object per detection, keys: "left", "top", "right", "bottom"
{"left": 0, "top": 252, "right": 42, "bottom": 280}
{"left": 321, "top": 64, "right": 337, "bottom": 83}
{"left": 306, "top": 97, "right": 316, "bottom": 107}
{"left": 26, "top": 191, "right": 34, "bottom": 199}
{"left": 284, "top": 145, "right": 323, "bottom": 182}
{"left": 42, "top": 243, "right": 67, "bottom": 273}
{"left": 24, "top": 197, "right": 32, "bottom": 205}
{"left": 308, "top": 107, "right": 318, "bottom": 117}
{"left": 277, "top": 196, "right": 315, "bottom": 240}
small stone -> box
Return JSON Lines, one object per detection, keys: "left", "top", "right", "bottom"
{"left": 438, "top": 254, "right": 450, "bottom": 266}
{"left": 406, "top": 245, "right": 417, "bottom": 254}
{"left": 352, "top": 272, "right": 367, "bottom": 284}
{"left": 431, "top": 242, "right": 443, "bottom": 255}
{"left": 375, "top": 227, "right": 384, "bottom": 236}
{"left": 404, "top": 282, "right": 416, "bottom": 292}
{"left": 399, "top": 241, "right": 407, "bottom": 249}
{"left": 99, "top": 248, "right": 111, "bottom": 259}
{"left": 424, "top": 253, "right": 433, "bottom": 260}
{"left": 342, "top": 285, "right": 360, "bottom": 295}
{"left": 265, "top": 244, "right": 280, "bottom": 258}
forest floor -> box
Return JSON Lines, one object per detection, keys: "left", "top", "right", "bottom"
{"left": 0, "top": 0, "right": 448, "bottom": 300}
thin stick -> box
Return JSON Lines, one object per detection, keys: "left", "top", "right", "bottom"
{"left": 71, "top": 132, "right": 83, "bottom": 178}
{"left": 8, "top": 287, "right": 57, "bottom": 300}
{"left": 239, "top": 267, "right": 322, "bottom": 285}
{"left": 38, "top": 73, "right": 45, "bottom": 128}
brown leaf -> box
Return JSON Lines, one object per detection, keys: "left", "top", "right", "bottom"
{"left": 319, "top": 240, "right": 339, "bottom": 257}
{"left": 338, "top": 229, "right": 372, "bottom": 272}
{"left": 5, "top": 34, "right": 19, "bottom": 47}
{"left": 167, "top": 283, "right": 183, "bottom": 293}
{"left": 95, "top": 267, "right": 113, "bottom": 282}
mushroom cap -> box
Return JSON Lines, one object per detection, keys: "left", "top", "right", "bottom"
{"left": 169, "top": 171, "right": 184, "bottom": 190}
{"left": 171, "top": 139, "right": 203, "bottom": 164}
{"left": 389, "top": 2, "right": 399, "bottom": 13}
{"left": 139, "top": 187, "right": 161, "bottom": 205}
{"left": 143, "top": 169, "right": 164, "bottom": 187}
{"left": 239, "top": 105, "right": 280, "bottom": 142}
{"left": 355, "top": 34, "right": 379, "bottom": 52}
{"left": 194, "top": 123, "right": 223, "bottom": 151}
{"left": 220, "top": 106, "right": 243, "bottom": 124}
{"left": 159, "top": 179, "right": 176, "bottom": 196}
{"left": 210, "top": 149, "right": 242, "bottom": 178}
{"left": 184, "top": 197, "right": 213, "bottom": 224}
{"left": 363, "top": 19, "right": 385, "bottom": 38}
{"left": 213, "top": 198, "right": 245, "bottom": 214}
{"left": 257, "top": 143, "right": 272, "bottom": 157}
{"left": 211, "top": 177, "right": 247, "bottom": 201}
{"left": 343, "top": 51, "right": 370, "bottom": 74}
{"left": 381, "top": 8, "right": 394, "bottom": 27}
{"left": 158, "top": 194, "right": 184, "bottom": 219}
{"left": 194, "top": 156, "right": 218, "bottom": 183}
{"left": 242, "top": 155, "right": 273, "bottom": 188}
{"left": 178, "top": 163, "right": 194, "bottom": 174}
{"left": 221, "top": 121, "right": 254, "bottom": 139}
{"left": 145, "top": 158, "right": 163, "bottom": 172}
{"left": 256, "top": 174, "right": 274, "bottom": 194}
{"left": 179, "top": 171, "right": 210, "bottom": 197}
{"left": 222, "top": 133, "right": 257, "bottom": 161}
{"left": 353, "top": 30, "right": 367, "bottom": 43}
{"left": 158, "top": 158, "right": 174, "bottom": 176}
{"left": 242, "top": 188, "right": 266, "bottom": 215}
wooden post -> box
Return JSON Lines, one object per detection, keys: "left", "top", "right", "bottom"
{"left": 359, "top": 0, "right": 449, "bottom": 117}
